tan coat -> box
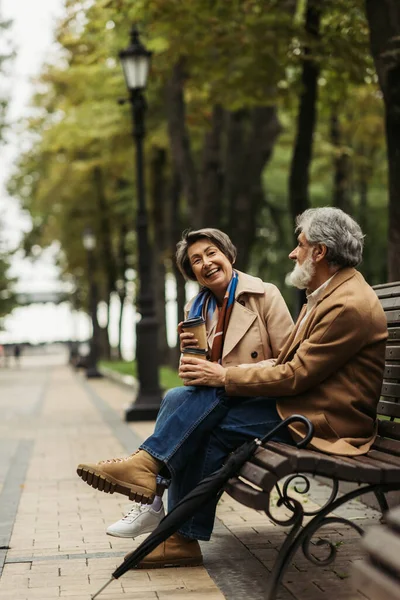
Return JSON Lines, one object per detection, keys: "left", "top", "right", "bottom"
{"left": 225, "top": 268, "right": 388, "bottom": 456}
{"left": 185, "top": 270, "right": 293, "bottom": 367}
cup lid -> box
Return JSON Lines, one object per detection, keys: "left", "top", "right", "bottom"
{"left": 182, "top": 317, "right": 206, "bottom": 327}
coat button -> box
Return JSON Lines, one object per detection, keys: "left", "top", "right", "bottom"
{"left": 239, "top": 300, "right": 245, "bottom": 306}
{"left": 251, "top": 351, "right": 258, "bottom": 359}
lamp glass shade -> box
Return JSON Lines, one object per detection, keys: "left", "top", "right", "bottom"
{"left": 120, "top": 53, "right": 150, "bottom": 90}
{"left": 82, "top": 229, "right": 96, "bottom": 251}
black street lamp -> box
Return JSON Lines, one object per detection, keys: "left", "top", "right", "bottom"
{"left": 119, "top": 26, "right": 162, "bottom": 420}
{"left": 82, "top": 228, "right": 103, "bottom": 379}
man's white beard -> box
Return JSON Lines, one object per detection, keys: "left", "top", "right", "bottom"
{"left": 288, "top": 252, "right": 316, "bottom": 289}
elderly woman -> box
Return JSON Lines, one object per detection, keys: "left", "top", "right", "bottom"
{"left": 78, "top": 228, "right": 293, "bottom": 541}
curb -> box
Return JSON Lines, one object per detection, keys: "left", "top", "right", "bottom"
{"left": 98, "top": 365, "right": 138, "bottom": 391}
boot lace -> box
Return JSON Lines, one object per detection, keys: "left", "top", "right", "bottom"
{"left": 99, "top": 451, "right": 139, "bottom": 465}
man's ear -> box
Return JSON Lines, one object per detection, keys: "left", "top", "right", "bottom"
{"left": 313, "top": 243, "right": 327, "bottom": 263}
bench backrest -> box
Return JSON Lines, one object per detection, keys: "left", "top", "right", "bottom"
{"left": 373, "top": 282, "right": 400, "bottom": 453}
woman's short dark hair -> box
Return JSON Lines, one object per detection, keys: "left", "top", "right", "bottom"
{"left": 176, "top": 228, "right": 237, "bottom": 281}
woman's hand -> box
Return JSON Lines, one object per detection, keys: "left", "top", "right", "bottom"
{"left": 178, "top": 321, "right": 199, "bottom": 351}
{"left": 179, "top": 356, "right": 227, "bottom": 387}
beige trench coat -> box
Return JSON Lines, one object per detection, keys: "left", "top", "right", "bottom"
{"left": 225, "top": 268, "right": 388, "bottom": 456}
{"left": 185, "top": 270, "right": 293, "bottom": 367}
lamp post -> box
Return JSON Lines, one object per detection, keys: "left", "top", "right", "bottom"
{"left": 82, "top": 228, "right": 103, "bottom": 379}
{"left": 119, "top": 26, "right": 162, "bottom": 420}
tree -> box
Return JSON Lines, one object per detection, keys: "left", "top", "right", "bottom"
{"left": 365, "top": 0, "right": 400, "bottom": 280}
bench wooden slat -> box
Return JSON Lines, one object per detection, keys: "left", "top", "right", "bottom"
{"left": 352, "top": 559, "right": 400, "bottom": 600}
{"left": 381, "top": 382, "right": 400, "bottom": 397}
{"left": 384, "top": 364, "right": 400, "bottom": 380}
{"left": 385, "top": 345, "right": 400, "bottom": 360}
{"left": 264, "top": 442, "right": 364, "bottom": 481}
{"left": 375, "top": 285, "right": 400, "bottom": 299}
{"left": 381, "top": 297, "right": 400, "bottom": 310}
{"left": 378, "top": 399, "right": 400, "bottom": 418}
{"left": 329, "top": 454, "right": 384, "bottom": 484}
{"left": 385, "top": 310, "right": 400, "bottom": 325}
{"left": 373, "top": 434, "right": 400, "bottom": 454}
{"left": 225, "top": 477, "right": 270, "bottom": 511}
{"left": 388, "top": 327, "right": 400, "bottom": 342}
{"left": 377, "top": 421, "right": 400, "bottom": 442}
{"left": 238, "top": 461, "right": 279, "bottom": 491}
{"left": 352, "top": 454, "right": 400, "bottom": 483}
{"left": 372, "top": 281, "right": 400, "bottom": 291}
{"left": 367, "top": 449, "right": 400, "bottom": 469}
{"left": 251, "top": 447, "right": 295, "bottom": 479}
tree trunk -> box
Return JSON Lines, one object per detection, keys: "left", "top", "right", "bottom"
{"left": 199, "top": 104, "right": 225, "bottom": 228}
{"left": 365, "top": 0, "right": 400, "bottom": 281}
{"left": 169, "top": 168, "right": 185, "bottom": 368}
{"left": 149, "top": 146, "right": 170, "bottom": 365}
{"left": 330, "top": 107, "right": 352, "bottom": 214}
{"left": 288, "top": 0, "right": 321, "bottom": 227}
{"left": 166, "top": 58, "right": 199, "bottom": 228}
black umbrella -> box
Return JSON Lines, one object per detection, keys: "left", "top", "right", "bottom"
{"left": 92, "top": 414, "right": 313, "bottom": 599}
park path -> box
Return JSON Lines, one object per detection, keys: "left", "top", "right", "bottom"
{"left": 0, "top": 349, "right": 377, "bottom": 599}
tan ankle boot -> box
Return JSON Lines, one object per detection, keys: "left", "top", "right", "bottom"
{"left": 125, "top": 533, "right": 203, "bottom": 569}
{"left": 76, "top": 450, "right": 161, "bottom": 503}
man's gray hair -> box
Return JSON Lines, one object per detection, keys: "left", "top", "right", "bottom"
{"left": 176, "top": 228, "right": 237, "bottom": 281}
{"left": 296, "top": 207, "right": 364, "bottom": 268}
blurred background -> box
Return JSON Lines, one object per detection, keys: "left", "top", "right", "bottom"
{"left": 0, "top": 0, "right": 398, "bottom": 381}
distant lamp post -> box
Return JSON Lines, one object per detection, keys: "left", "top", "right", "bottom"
{"left": 82, "top": 228, "right": 103, "bottom": 379}
{"left": 119, "top": 26, "right": 162, "bottom": 420}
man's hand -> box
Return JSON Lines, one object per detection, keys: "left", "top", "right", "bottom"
{"left": 179, "top": 356, "right": 227, "bottom": 387}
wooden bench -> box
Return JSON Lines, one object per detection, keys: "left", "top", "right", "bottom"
{"left": 225, "top": 281, "right": 400, "bottom": 600}
{"left": 352, "top": 505, "right": 400, "bottom": 600}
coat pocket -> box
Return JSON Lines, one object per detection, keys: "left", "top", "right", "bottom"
{"left": 312, "top": 413, "right": 340, "bottom": 442}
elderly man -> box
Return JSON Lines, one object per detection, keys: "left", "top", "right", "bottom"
{"left": 77, "top": 207, "right": 387, "bottom": 568}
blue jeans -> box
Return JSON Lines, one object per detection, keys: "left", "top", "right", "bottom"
{"left": 141, "top": 386, "right": 293, "bottom": 540}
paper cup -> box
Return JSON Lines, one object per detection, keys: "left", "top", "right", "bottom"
{"left": 181, "top": 317, "right": 207, "bottom": 350}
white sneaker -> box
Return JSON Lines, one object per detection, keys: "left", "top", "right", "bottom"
{"left": 106, "top": 502, "right": 165, "bottom": 538}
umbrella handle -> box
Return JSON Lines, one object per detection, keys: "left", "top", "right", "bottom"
{"left": 259, "top": 414, "right": 314, "bottom": 448}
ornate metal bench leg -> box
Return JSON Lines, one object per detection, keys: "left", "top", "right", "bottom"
{"left": 373, "top": 489, "right": 389, "bottom": 521}
{"left": 264, "top": 498, "right": 304, "bottom": 599}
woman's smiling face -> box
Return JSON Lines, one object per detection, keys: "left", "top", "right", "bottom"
{"left": 188, "top": 239, "right": 233, "bottom": 301}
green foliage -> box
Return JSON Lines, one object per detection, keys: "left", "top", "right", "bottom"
{"left": 5, "top": 0, "right": 390, "bottom": 323}
{"left": 99, "top": 360, "right": 181, "bottom": 390}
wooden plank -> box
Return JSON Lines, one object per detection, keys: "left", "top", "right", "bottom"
{"left": 381, "top": 297, "right": 400, "bottom": 310}
{"left": 224, "top": 477, "right": 270, "bottom": 511}
{"left": 381, "top": 382, "right": 400, "bottom": 397}
{"left": 332, "top": 454, "right": 384, "bottom": 484}
{"left": 352, "top": 454, "right": 400, "bottom": 483}
{"left": 263, "top": 441, "right": 358, "bottom": 480}
{"left": 367, "top": 449, "right": 400, "bottom": 469}
{"left": 251, "top": 447, "right": 293, "bottom": 479}
{"left": 363, "top": 526, "right": 400, "bottom": 575}
{"left": 377, "top": 420, "right": 400, "bottom": 442}
{"left": 386, "top": 346, "right": 400, "bottom": 360}
{"left": 378, "top": 399, "right": 400, "bottom": 418}
{"left": 375, "top": 284, "right": 400, "bottom": 299}
{"left": 238, "top": 461, "right": 279, "bottom": 492}
{"left": 386, "top": 310, "right": 400, "bottom": 325}
{"left": 373, "top": 435, "right": 400, "bottom": 455}
{"left": 388, "top": 327, "right": 400, "bottom": 342}
{"left": 384, "top": 364, "right": 400, "bottom": 380}
{"left": 352, "top": 559, "right": 400, "bottom": 600}
{"left": 373, "top": 281, "right": 400, "bottom": 292}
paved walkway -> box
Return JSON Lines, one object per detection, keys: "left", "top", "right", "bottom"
{"left": 0, "top": 351, "right": 378, "bottom": 600}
